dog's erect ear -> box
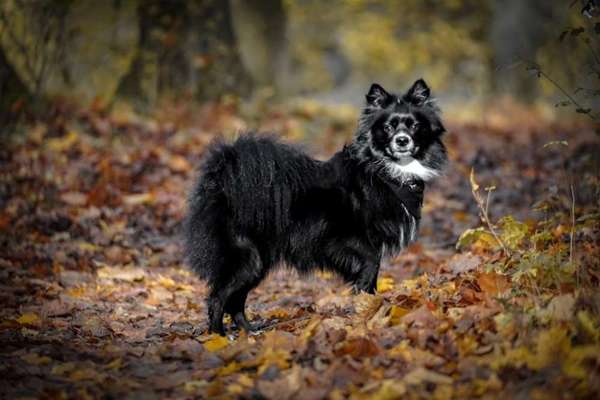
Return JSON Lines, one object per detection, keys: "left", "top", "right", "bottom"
{"left": 366, "top": 83, "right": 390, "bottom": 108}
{"left": 405, "top": 79, "right": 431, "bottom": 106}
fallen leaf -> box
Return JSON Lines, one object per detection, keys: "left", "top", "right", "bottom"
{"left": 446, "top": 253, "right": 481, "bottom": 275}
{"left": 477, "top": 272, "right": 510, "bottom": 296}
{"left": 401, "top": 305, "right": 439, "bottom": 328}
{"left": 203, "top": 335, "right": 229, "bottom": 352}
{"left": 168, "top": 155, "right": 192, "bottom": 172}
{"left": 354, "top": 293, "right": 383, "bottom": 320}
{"left": 123, "top": 193, "right": 155, "bottom": 206}
{"left": 389, "top": 305, "right": 411, "bottom": 325}
{"left": 17, "top": 312, "right": 41, "bottom": 326}
{"left": 403, "top": 367, "right": 453, "bottom": 386}
{"left": 541, "top": 293, "right": 575, "bottom": 322}
{"left": 97, "top": 265, "right": 145, "bottom": 282}
{"left": 60, "top": 191, "right": 88, "bottom": 206}
{"left": 51, "top": 362, "right": 76, "bottom": 376}
{"left": 21, "top": 352, "right": 52, "bottom": 365}
{"left": 367, "top": 379, "right": 407, "bottom": 399}
{"left": 377, "top": 277, "right": 395, "bottom": 293}
{"left": 336, "top": 337, "right": 380, "bottom": 358}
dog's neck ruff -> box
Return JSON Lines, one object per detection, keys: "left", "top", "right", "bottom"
{"left": 384, "top": 158, "right": 439, "bottom": 181}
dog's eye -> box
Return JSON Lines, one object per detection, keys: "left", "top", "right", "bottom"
{"left": 412, "top": 122, "right": 420, "bottom": 131}
{"left": 384, "top": 124, "right": 394, "bottom": 134}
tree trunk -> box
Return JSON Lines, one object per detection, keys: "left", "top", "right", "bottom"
{"left": 230, "top": 0, "right": 291, "bottom": 95}
{"left": 489, "top": 0, "right": 563, "bottom": 102}
{"left": 117, "top": 0, "right": 251, "bottom": 106}
{"left": 0, "top": 46, "right": 29, "bottom": 130}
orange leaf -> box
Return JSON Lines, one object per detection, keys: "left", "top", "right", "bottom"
{"left": 477, "top": 272, "right": 510, "bottom": 296}
{"left": 336, "top": 337, "right": 380, "bottom": 358}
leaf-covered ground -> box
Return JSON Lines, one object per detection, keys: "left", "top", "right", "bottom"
{"left": 1, "top": 101, "right": 599, "bottom": 399}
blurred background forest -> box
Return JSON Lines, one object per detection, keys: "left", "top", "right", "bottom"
{"left": 1, "top": 0, "right": 599, "bottom": 128}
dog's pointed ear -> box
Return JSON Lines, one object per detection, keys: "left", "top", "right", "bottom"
{"left": 405, "top": 79, "right": 431, "bottom": 106}
{"left": 366, "top": 83, "right": 390, "bottom": 108}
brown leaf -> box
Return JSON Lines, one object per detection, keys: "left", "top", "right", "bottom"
{"left": 477, "top": 272, "right": 510, "bottom": 296}
{"left": 403, "top": 367, "right": 453, "bottom": 386}
{"left": 60, "top": 191, "right": 88, "bottom": 206}
{"left": 446, "top": 253, "right": 481, "bottom": 275}
{"left": 354, "top": 293, "right": 384, "bottom": 320}
{"left": 42, "top": 300, "right": 75, "bottom": 317}
{"left": 335, "top": 337, "right": 380, "bottom": 358}
{"left": 401, "top": 305, "right": 439, "bottom": 328}
{"left": 97, "top": 265, "right": 145, "bottom": 282}
{"left": 257, "top": 365, "right": 303, "bottom": 400}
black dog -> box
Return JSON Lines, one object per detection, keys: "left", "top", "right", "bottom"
{"left": 185, "top": 79, "right": 447, "bottom": 335}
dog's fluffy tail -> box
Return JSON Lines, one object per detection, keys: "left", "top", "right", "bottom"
{"left": 184, "top": 139, "right": 233, "bottom": 283}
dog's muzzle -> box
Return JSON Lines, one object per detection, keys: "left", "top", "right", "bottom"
{"left": 390, "top": 133, "right": 414, "bottom": 153}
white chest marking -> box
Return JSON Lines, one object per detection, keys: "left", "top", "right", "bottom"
{"left": 385, "top": 159, "right": 439, "bottom": 181}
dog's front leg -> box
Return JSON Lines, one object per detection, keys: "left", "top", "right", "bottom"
{"left": 353, "top": 263, "right": 380, "bottom": 294}
{"left": 323, "top": 244, "right": 380, "bottom": 294}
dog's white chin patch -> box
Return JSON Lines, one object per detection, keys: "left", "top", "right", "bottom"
{"left": 385, "top": 158, "right": 439, "bottom": 181}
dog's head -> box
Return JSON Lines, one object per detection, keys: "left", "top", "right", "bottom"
{"left": 352, "top": 79, "right": 447, "bottom": 182}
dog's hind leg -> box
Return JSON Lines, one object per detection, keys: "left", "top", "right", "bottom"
{"left": 223, "top": 237, "right": 264, "bottom": 333}
{"left": 225, "top": 287, "right": 254, "bottom": 332}
{"left": 207, "top": 292, "right": 226, "bottom": 335}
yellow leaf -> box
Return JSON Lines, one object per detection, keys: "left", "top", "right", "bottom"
{"left": 389, "top": 306, "right": 410, "bottom": 325}
{"left": 105, "top": 358, "right": 122, "bottom": 370}
{"left": 491, "top": 326, "right": 572, "bottom": 371}
{"left": 266, "top": 308, "right": 289, "bottom": 319}
{"left": 218, "top": 361, "right": 242, "bottom": 376}
{"left": 237, "top": 374, "right": 254, "bottom": 387}
{"left": 21, "top": 353, "right": 51, "bottom": 365}
{"left": 457, "top": 335, "right": 479, "bottom": 357}
{"left": 377, "top": 277, "right": 395, "bottom": 293}
{"left": 300, "top": 317, "right": 321, "bottom": 341}
{"left": 256, "top": 348, "right": 291, "bottom": 375}
{"left": 469, "top": 168, "right": 480, "bottom": 192}
{"left": 354, "top": 292, "right": 383, "bottom": 320}
{"left": 577, "top": 311, "right": 599, "bottom": 341}
{"left": 563, "top": 345, "right": 600, "bottom": 379}
{"left": 367, "top": 379, "right": 407, "bottom": 400}
{"left": 183, "top": 380, "right": 208, "bottom": 394}
{"left": 403, "top": 367, "right": 453, "bottom": 385}
{"left": 203, "top": 335, "right": 229, "bottom": 352}
{"left": 70, "top": 368, "right": 98, "bottom": 381}
{"left": 47, "top": 131, "right": 79, "bottom": 152}
{"left": 388, "top": 340, "right": 445, "bottom": 367}
{"left": 157, "top": 275, "right": 176, "bottom": 289}
{"left": 498, "top": 216, "right": 528, "bottom": 250}
{"left": 123, "top": 193, "right": 154, "bottom": 206}
{"left": 533, "top": 326, "right": 571, "bottom": 369}
{"left": 399, "top": 276, "right": 421, "bottom": 292}
{"left": 227, "top": 384, "right": 245, "bottom": 395}
{"left": 316, "top": 270, "right": 334, "bottom": 280}
{"left": 17, "top": 312, "right": 40, "bottom": 326}
{"left": 52, "top": 362, "right": 76, "bottom": 375}
{"left": 65, "top": 287, "right": 86, "bottom": 298}
{"left": 78, "top": 242, "right": 98, "bottom": 252}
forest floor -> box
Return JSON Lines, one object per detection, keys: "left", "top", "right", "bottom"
{"left": 0, "top": 100, "right": 599, "bottom": 399}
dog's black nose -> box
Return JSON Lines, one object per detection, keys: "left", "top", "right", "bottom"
{"left": 396, "top": 136, "right": 410, "bottom": 147}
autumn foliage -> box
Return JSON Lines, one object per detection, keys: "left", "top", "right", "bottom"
{"left": 0, "top": 100, "right": 599, "bottom": 399}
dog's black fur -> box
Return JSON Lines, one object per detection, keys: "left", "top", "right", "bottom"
{"left": 185, "top": 79, "right": 447, "bottom": 335}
